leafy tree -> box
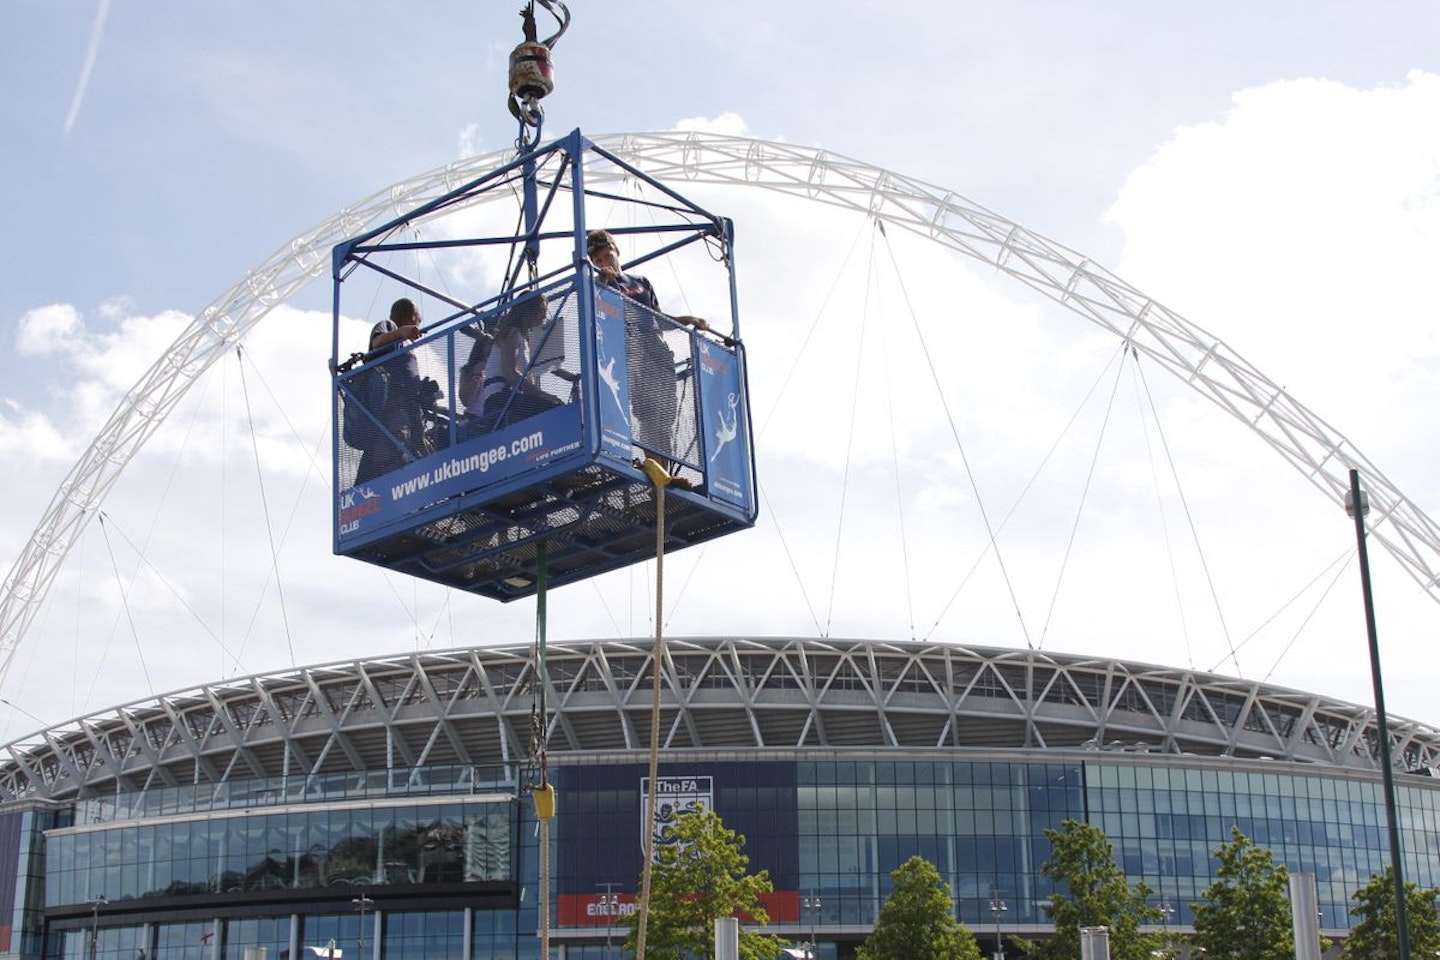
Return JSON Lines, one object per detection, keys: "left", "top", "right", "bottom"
{"left": 1342, "top": 864, "right": 1440, "bottom": 960}
{"left": 1034, "top": 818, "right": 1162, "bottom": 960}
{"left": 1190, "top": 827, "right": 1294, "bottom": 960}
{"left": 621, "top": 805, "right": 786, "bottom": 960}
{"left": 857, "top": 856, "right": 983, "bottom": 960}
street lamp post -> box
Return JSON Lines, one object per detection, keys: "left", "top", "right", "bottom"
{"left": 352, "top": 895, "right": 374, "bottom": 960}
{"left": 988, "top": 897, "right": 1007, "bottom": 960}
{"left": 1347, "top": 469, "right": 1411, "bottom": 960}
{"left": 1157, "top": 900, "right": 1175, "bottom": 958}
{"left": 802, "top": 893, "right": 822, "bottom": 960}
{"left": 598, "top": 884, "right": 621, "bottom": 960}
{"left": 87, "top": 894, "right": 108, "bottom": 960}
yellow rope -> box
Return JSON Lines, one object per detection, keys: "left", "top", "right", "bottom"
{"left": 534, "top": 544, "right": 554, "bottom": 960}
{"left": 539, "top": 813, "right": 552, "bottom": 959}
{"left": 635, "top": 456, "right": 674, "bottom": 960}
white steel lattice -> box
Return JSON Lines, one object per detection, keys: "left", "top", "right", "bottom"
{"left": 2, "top": 132, "right": 1438, "bottom": 692}
{"left": 2, "top": 638, "right": 1438, "bottom": 804}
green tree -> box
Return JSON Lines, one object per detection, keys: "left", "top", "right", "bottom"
{"left": 1190, "top": 827, "right": 1294, "bottom": 960}
{"left": 621, "top": 805, "right": 786, "bottom": 960}
{"left": 1034, "top": 818, "right": 1162, "bottom": 960}
{"left": 857, "top": 856, "right": 982, "bottom": 960}
{"left": 1342, "top": 864, "right": 1440, "bottom": 960}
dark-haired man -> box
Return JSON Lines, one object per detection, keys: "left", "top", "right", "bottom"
{"left": 586, "top": 230, "right": 709, "bottom": 460}
{"left": 353, "top": 298, "right": 432, "bottom": 484}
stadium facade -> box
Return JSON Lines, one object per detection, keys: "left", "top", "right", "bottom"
{"left": 2, "top": 636, "right": 1439, "bottom": 960}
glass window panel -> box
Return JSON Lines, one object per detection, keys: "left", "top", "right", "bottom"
{"left": 224, "top": 917, "right": 290, "bottom": 960}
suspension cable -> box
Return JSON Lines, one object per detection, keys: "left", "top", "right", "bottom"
{"left": 746, "top": 220, "right": 871, "bottom": 634}
{"left": 874, "top": 222, "right": 917, "bottom": 638}
{"left": 90, "top": 513, "right": 239, "bottom": 663}
{"left": 82, "top": 371, "right": 225, "bottom": 705}
{"left": 95, "top": 512, "right": 156, "bottom": 698}
{"left": 919, "top": 334, "right": 1122, "bottom": 643}
{"left": 876, "top": 227, "right": 1034, "bottom": 646}
{"left": 1129, "top": 351, "right": 1196, "bottom": 669}
{"left": 1256, "top": 552, "right": 1353, "bottom": 682}
{"left": 1037, "top": 344, "right": 1129, "bottom": 649}
{"left": 755, "top": 220, "right": 870, "bottom": 441}
{"left": 822, "top": 227, "right": 877, "bottom": 637}
{"left": 1131, "top": 350, "right": 1241, "bottom": 674}
{"left": 235, "top": 345, "right": 297, "bottom": 668}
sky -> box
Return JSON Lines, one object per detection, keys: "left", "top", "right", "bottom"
{"left": 3, "top": 2, "right": 1440, "bottom": 743}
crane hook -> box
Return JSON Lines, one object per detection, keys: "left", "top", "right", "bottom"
{"left": 507, "top": 1, "right": 570, "bottom": 131}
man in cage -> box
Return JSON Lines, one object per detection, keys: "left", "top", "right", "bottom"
{"left": 586, "top": 229, "right": 710, "bottom": 460}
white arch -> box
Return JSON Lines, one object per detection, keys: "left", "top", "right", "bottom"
{"left": 3, "top": 131, "right": 1436, "bottom": 690}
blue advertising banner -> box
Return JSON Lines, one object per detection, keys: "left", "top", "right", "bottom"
{"left": 695, "top": 340, "right": 752, "bottom": 510}
{"left": 594, "top": 288, "right": 635, "bottom": 462}
{"left": 338, "top": 402, "right": 583, "bottom": 542}
{"left": 553, "top": 762, "right": 799, "bottom": 918}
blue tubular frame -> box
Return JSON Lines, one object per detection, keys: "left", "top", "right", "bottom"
{"left": 329, "top": 130, "right": 758, "bottom": 602}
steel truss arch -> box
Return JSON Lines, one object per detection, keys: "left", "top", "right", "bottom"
{"left": 3, "top": 131, "right": 1438, "bottom": 690}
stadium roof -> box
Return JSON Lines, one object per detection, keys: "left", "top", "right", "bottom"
{"left": 4, "top": 637, "right": 1438, "bottom": 804}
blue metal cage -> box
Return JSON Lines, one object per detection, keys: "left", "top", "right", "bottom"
{"left": 330, "top": 130, "right": 757, "bottom": 601}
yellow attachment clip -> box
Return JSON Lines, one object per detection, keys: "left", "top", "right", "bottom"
{"left": 533, "top": 782, "right": 557, "bottom": 820}
{"left": 639, "top": 457, "right": 673, "bottom": 488}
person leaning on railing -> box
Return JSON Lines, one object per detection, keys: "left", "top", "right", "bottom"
{"left": 586, "top": 229, "right": 711, "bottom": 459}
{"left": 353, "top": 297, "right": 434, "bottom": 484}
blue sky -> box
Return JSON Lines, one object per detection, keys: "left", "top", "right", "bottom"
{"left": 4, "top": 2, "right": 1440, "bottom": 738}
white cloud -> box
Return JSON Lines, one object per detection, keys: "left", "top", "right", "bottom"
{"left": 1105, "top": 71, "right": 1440, "bottom": 438}
{"left": 8, "top": 301, "right": 196, "bottom": 453}
{"left": 0, "top": 399, "right": 71, "bottom": 461}
{"left": 673, "top": 112, "right": 750, "bottom": 136}
{"left": 16, "top": 304, "right": 83, "bottom": 355}
{"left": 458, "top": 122, "right": 487, "bottom": 159}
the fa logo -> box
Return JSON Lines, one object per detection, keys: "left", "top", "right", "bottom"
{"left": 640, "top": 775, "right": 713, "bottom": 860}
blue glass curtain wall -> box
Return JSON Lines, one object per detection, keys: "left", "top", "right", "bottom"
{"left": 70, "top": 765, "right": 511, "bottom": 828}
{"left": 38, "top": 755, "right": 1440, "bottom": 960}
{"left": 790, "top": 759, "right": 1440, "bottom": 934}
{"left": 795, "top": 761, "right": 1087, "bottom": 931}
{"left": 46, "top": 799, "right": 516, "bottom": 907}
{"left": 1085, "top": 762, "right": 1440, "bottom": 929}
